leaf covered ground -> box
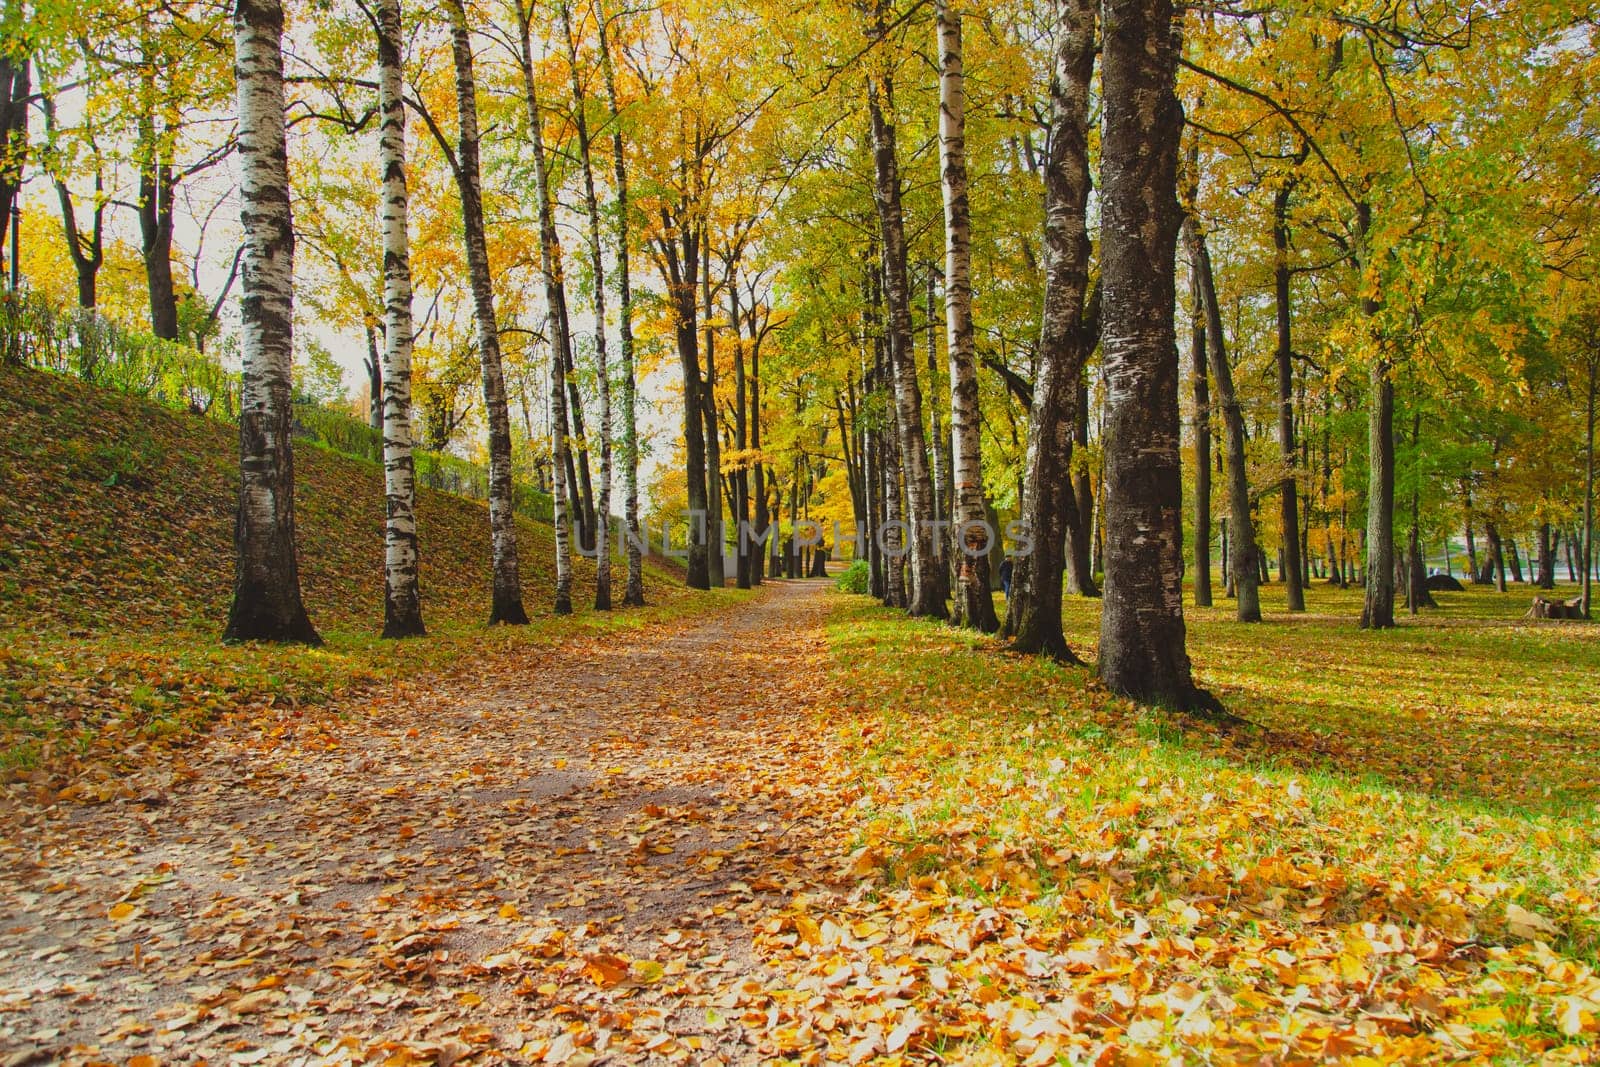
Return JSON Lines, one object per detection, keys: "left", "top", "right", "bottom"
{"left": 0, "top": 364, "right": 710, "bottom": 796}
{"left": 2, "top": 576, "right": 1598, "bottom": 1065}
{"left": 5, "top": 367, "right": 1600, "bottom": 1065}
{"left": 760, "top": 583, "right": 1600, "bottom": 1065}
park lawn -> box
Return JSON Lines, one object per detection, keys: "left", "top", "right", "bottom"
{"left": 775, "top": 581, "right": 1600, "bottom": 1064}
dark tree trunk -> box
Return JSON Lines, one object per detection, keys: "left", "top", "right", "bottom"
{"left": 138, "top": 152, "right": 179, "bottom": 340}
{"left": 1486, "top": 520, "right": 1507, "bottom": 591}
{"left": 1190, "top": 257, "right": 1212, "bottom": 607}
{"left": 1537, "top": 521, "right": 1555, "bottom": 589}
{"left": 1273, "top": 184, "right": 1304, "bottom": 611}
{"left": 1096, "top": 0, "right": 1212, "bottom": 710}
{"left": 43, "top": 95, "right": 106, "bottom": 310}
{"left": 459, "top": 0, "right": 528, "bottom": 624}
{"left": 662, "top": 220, "right": 711, "bottom": 589}
{"left": 1508, "top": 537, "right": 1525, "bottom": 584}
{"left": 1465, "top": 508, "right": 1481, "bottom": 583}
{"left": 0, "top": 54, "right": 29, "bottom": 286}
{"left": 732, "top": 282, "right": 753, "bottom": 590}
{"left": 1004, "top": 0, "right": 1094, "bottom": 657}
{"left": 868, "top": 71, "right": 945, "bottom": 619}
{"left": 1186, "top": 221, "right": 1260, "bottom": 622}
{"left": 1066, "top": 364, "right": 1100, "bottom": 597}
{"left": 751, "top": 332, "right": 767, "bottom": 586}
{"left": 1358, "top": 204, "right": 1396, "bottom": 629}
{"left": 701, "top": 243, "right": 725, "bottom": 588}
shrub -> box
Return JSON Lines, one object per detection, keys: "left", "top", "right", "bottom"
{"left": 835, "top": 558, "right": 871, "bottom": 595}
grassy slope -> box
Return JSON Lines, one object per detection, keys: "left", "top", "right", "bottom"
{"left": 0, "top": 364, "right": 728, "bottom": 790}
{"left": 794, "top": 583, "right": 1600, "bottom": 1062}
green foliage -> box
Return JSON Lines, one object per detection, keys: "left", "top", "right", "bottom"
{"left": 293, "top": 338, "right": 349, "bottom": 406}
{"left": 0, "top": 289, "right": 237, "bottom": 415}
{"left": 834, "top": 557, "right": 870, "bottom": 595}
{"left": 293, "top": 401, "right": 382, "bottom": 462}
{"left": 1, "top": 290, "right": 558, "bottom": 523}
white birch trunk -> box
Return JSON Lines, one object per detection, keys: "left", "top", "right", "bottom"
{"left": 225, "top": 0, "right": 319, "bottom": 645}
{"left": 516, "top": 5, "right": 575, "bottom": 614}
{"left": 559, "top": 0, "right": 612, "bottom": 610}
{"left": 376, "top": 0, "right": 424, "bottom": 637}
{"left": 936, "top": 0, "right": 996, "bottom": 632}
{"left": 446, "top": 0, "right": 527, "bottom": 624}
{"left": 597, "top": 0, "right": 645, "bottom": 606}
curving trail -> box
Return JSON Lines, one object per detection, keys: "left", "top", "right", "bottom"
{"left": 0, "top": 582, "right": 846, "bottom": 1066}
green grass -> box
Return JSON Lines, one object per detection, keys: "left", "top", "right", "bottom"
{"left": 801, "top": 582, "right": 1600, "bottom": 1062}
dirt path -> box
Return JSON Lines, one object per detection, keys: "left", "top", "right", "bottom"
{"left": 0, "top": 582, "right": 844, "bottom": 1066}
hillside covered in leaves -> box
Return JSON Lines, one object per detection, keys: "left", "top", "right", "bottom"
{"left": 0, "top": 365, "right": 705, "bottom": 791}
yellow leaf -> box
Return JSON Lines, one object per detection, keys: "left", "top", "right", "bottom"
{"left": 583, "top": 953, "right": 630, "bottom": 988}
{"left": 108, "top": 902, "right": 137, "bottom": 922}
{"left": 631, "top": 959, "right": 666, "bottom": 983}
{"left": 1506, "top": 902, "right": 1559, "bottom": 940}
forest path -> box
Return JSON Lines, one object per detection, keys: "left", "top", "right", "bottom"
{"left": 1, "top": 580, "right": 844, "bottom": 1066}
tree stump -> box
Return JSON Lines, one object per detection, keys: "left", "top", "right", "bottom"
{"left": 1525, "top": 595, "right": 1588, "bottom": 620}
{"left": 1425, "top": 573, "right": 1465, "bottom": 592}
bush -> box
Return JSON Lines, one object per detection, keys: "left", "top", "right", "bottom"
{"left": 835, "top": 558, "right": 871, "bottom": 595}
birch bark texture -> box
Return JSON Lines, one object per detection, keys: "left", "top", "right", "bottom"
{"left": 1004, "top": 0, "right": 1095, "bottom": 658}
{"left": 376, "top": 0, "right": 424, "bottom": 638}
{"left": 558, "top": 0, "right": 613, "bottom": 610}
{"left": 868, "top": 73, "right": 946, "bottom": 619}
{"left": 515, "top": 1, "right": 576, "bottom": 613}
{"left": 1096, "top": 0, "right": 1213, "bottom": 710}
{"left": 936, "top": 0, "right": 998, "bottom": 633}
{"left": 447, "top": 0, "right": 528, "bottom": 624}
{"left": 225, "top": 0, "right": 319, "bottom": 645}
{"left": 597, "top": 0, "right": 646, "bottom": 605}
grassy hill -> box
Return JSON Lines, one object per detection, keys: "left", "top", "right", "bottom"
{"left": 0, "top": 364, "right": 725, "bottom": 794}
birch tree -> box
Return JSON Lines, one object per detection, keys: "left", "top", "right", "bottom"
{"left": 445, "top": 0, "right": 528, "bottom": 624}
{"left": 558, "top": 0, "right": 613, "bottom": 610}
{"left": 935, "top": 0, "right": 996, "bottom": 633}
{"left": 867, "top": 68, "right": 945, "bottom": 619}
{"left": 597, "top": 0, "right": 645, "bottom": 606}
{"left": 1096, "top": 0, "right": 1213, "bottom": 710}
{"left": 224, "top": 0, "right": 319, "bottom": 645}
{"left": 1003, "top": 0, "right": 1094, "bottom": 658}
{"left": 513, "top": 0, "right": 576, "bottom": 613}
{"left": 375, "top": 0, "right": 424, "bottom": 637}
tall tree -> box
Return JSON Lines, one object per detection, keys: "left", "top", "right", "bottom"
{"left": 867, "top": 67, "right": 945, "bottom": 618}
{"left": 512, "top": 0, "right": 576, "bottom": 614}
{"left": 936, "top": 0, "right": 997, "bottom": 632}
{"left": 40, "top": 96, "right": 105, "bottom": 309}
{"left": 1190, "top": 255, "right": 1212, "bottom": 606}
{"left": 224, "top": 0, "right": 318, "bottom": 645}
{"left": 1004, "top": 0, "right": 1094, "bottom": 657}
{"left": 1185, "top": 219, "right": 1261, "bottom": 622}
{"left": 446, "top": 0, "right": 527, "bottom": 624}
{"left": 1356, "top": 202, "right": 1397, "bottom": 630}
{"left": 1096, "top": 0, "right": 1212, "bottom": 710}
{"left": 375, "top": 0, "right": 424, "bottom": 637}
{"left": 1272, "top": 178, "right": 1306, "bottom": 611}
{"left": 596, "top": 0, "right": 645, "bottom": 606}
{"left": 558, "top": 0, "right": 613, "bottom": 610}
{"left": 0, "top": 38, "right": 26, "bottom": 285}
